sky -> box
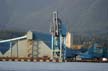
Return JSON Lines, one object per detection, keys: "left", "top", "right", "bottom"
{"left": 0, "top": 0, "right": 108, "bottom": 34}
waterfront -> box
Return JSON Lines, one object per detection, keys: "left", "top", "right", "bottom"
{"left": 0, "top": 62, "right": 107, "bottom": 71}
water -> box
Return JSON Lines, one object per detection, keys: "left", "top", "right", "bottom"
{"left": 0, "top": 62, "right": 107, "bottom": 71}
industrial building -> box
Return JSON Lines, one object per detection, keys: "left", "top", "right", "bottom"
{"left": 0, "top": 30, "right": 72, "bottom": 62}
{"left": 0, "top": 11, "right": 108, "bottom": 62}
{"left": 0, "top": 11, "right": 71, "bottom": 62}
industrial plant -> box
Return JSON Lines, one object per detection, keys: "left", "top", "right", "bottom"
{"left": 0, "top": 11, "right": 108, "bottom": 62}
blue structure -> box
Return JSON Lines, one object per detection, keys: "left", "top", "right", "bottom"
{"left": 50, "top": 11, "right": 67, "bottom": 61}
{"left": 80, "top": 43, "right": 108, "bottom": 59}
{"left": 0, "top": 31, "right": 108, "bottom": 60}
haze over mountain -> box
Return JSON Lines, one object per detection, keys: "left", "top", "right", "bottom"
{"left": 0, "top": 0, "right": 108, "bottom": 34}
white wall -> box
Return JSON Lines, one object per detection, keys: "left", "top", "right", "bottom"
{"left": 0, "top": 39, "right": 51, "bottom": 58}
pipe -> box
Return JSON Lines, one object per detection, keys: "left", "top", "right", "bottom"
{"left": 0, "top": 35, "right": 27, "bottom": 43}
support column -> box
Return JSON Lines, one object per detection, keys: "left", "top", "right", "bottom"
{"left": 59, "top": 34, "right": 62, "bottom": 60}
{"left": 17, "top": 40, "right": 18, "bottom": 58}
{"left": 31, "top": 40, "right": 33, "bottom": 58}
{"left": 51, "top": 35, "right": 54, "bottom": 60}
{"left": 27, "top": 31, "right": 33, "bottom": 58}
{"left": 63, "top": 37, "right": 66, "bottom": 60}
{"left": 27, "top": 40, "right": 33, "bottom": 58}
{"left": 10, "top": 42, "right": 12, "bottom": 57}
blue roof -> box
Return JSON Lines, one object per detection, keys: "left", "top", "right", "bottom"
{"left": 33, "top": 32, "right": 52, "bottom": 48}
{"left": 66, "top": 48, "right": 81, "bottom": 57}
{"left": 33, "top": 32, "right": 51, "bottom": 41}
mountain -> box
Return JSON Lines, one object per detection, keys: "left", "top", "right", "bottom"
{"left": 0, "top": 0, "right": 108, "bottom": 33}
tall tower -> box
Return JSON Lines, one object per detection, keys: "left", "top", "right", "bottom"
{"left": 50, "top": 11, "right": 66, "bottom": 62}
